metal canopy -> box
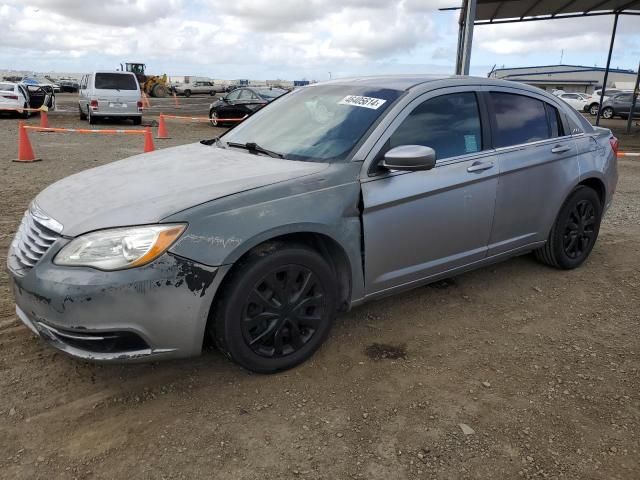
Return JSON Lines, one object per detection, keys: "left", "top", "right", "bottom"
{"left": 449, "top": 0, "right": 640, "bottom": 128}
{"left": 472, "top": 0, "right": 640, "bottom": 24}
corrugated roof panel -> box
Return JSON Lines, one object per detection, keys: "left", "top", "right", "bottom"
{"left": 470, "top": 0, "right": 640, "bottom": 22}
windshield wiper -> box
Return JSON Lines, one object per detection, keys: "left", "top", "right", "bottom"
{"left": 226, "top": 141, "right": 284, "bottom": 159}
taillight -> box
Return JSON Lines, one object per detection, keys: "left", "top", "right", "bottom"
{"left": 610, "top": 136, "right": 619, "bottom": 156}
{"left": 137, "top": 100, "right": 143, "bottom": 108}
{"left": 90, "top": 99, "right": 98, "bottom": 109}
{"left": 2, "top": 94, "right": 19, "bottom": 100}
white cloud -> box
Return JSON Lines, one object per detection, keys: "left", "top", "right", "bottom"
{"left": 0, "top": 1, "right": 638, "bottom": 79}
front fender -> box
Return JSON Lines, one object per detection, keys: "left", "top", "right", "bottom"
{"left": 166, "top": 163, "right": 365, "bottom": 303}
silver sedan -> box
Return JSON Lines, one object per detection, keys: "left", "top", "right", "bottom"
{"left": 8, "top": 75, "right": 618, "bottom": 373}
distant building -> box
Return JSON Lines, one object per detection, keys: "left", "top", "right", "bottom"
{"left": 488, "top": 64, "right": 638, "bottom": 94}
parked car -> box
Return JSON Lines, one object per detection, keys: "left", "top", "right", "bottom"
{"left": 587, "top": 88, "right": 625, "bottom": 115}
{"left": 78, "top": 71, "right": 143, "bottom": 125}
{"left": 600, "top": 92, "right": 640, "bottom": 119}
{"left": 557, "top": 92, "right": 591, "bottom": 112}
{"left": 59, "top": 80, "right": 80, "bottom": 93}
{"left": 209, "top": 87, "right": 287, "bottom": 126}
{"left": 174, "top": 81, "right": 222, "bottom": 97}
{"left": 8, "top": 76, "right": 618, "bottom": 373}
{"left": 0, "top": 82, "right": 30, "bottom": 117}
{"left": 0, "top": 82, "right": 55, "bottom": 117}
{"left": 22, "top": 76, "right": 61, "bottom": 92}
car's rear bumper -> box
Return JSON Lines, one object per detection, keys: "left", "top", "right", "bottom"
{"left": 8, "top": 251, "right": 223, "bottom": 363}
{"left": 92, "top": 111, "right": 142, "bottom": 117}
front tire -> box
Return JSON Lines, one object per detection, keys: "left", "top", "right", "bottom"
{"left": 535, "top": 186, "right": 602, "bottom": 270}
{"left": 209, "top": 109, "right": 218, "bottom": 126}
{"left": 589, "top": 103, "right": 599, "bottom": 116}
{"left": 152, "top": 84, "right": 168, "bottom": 98}
{"left": 183, "top": 90, "right": 191, "bottom": 98}
{"left": 211, "top": 243, "right": 338, "bottom": 373}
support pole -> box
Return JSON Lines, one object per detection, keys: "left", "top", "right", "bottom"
{"left": 596, "top": 13, "right": 618, "bottom": 126}
{"left": 625, "top": 61, "right": 640, "bottom": 134}
{"left": 455, "top": 10, "right": 465, "bottom": 74}
{"left": 459, "top": 0, "right": 477, "bottom": 75}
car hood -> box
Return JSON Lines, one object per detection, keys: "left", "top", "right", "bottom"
{"left": 35, "top": 142, "right": 328, "bottom": 236}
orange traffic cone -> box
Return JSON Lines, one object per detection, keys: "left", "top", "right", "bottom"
{"left": 39, "top": 109, "right": 49, "bottom": 128}
{"left": 14, "top": 121, "right": 41, "bottom": 162}
{"left": 143, "top": 127, "right": 155, "bottom": 153}
{"left": 157, "top": 113, "right": 170, "bottom": 139}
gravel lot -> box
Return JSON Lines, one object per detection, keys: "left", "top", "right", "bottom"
{"left": 1, "top": 94, "right": 639, "bottom": 480}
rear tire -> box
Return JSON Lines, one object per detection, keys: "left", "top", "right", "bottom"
{"left": 184, "top": 90, "right": 191, "bottom": 98}
{"left": 132, "top": 116, "right": 142, "bottom": 125}
{"left": 535, "top": 186, "right": 602, "bottom": 270}
{"left": 211, "top": 243, "right": 338, "bottom": 373}
{"left": 601, "top": 107, "right": 614, "bottom": 119}
{"left": 88, "top": 110, "right": 97, "bottom": 125}
{"left": 79, "top": 105, "right": 87, "bottom": 120}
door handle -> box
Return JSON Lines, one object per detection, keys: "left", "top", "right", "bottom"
{"left": 467, "top": 161, "right": 494, "bottom": 173}
{"left": 551, "top": 145, "right": 572, "bottom": 154}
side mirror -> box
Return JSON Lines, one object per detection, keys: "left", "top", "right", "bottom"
{"left": 382, "top": 145, "right": 436, "bottom": 171}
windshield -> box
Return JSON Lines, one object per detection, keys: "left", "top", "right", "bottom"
{"left": 95, "top": 73, "right": 138, "bottom": 90}
{"left": 222, "top": 85, "right": 401, "bottom": 162}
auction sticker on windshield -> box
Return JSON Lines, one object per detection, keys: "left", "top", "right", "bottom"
{"left": 339, "top": 95, "right": 387, "bottom": 110}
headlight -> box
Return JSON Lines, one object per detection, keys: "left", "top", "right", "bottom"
{"left": 55, "top": 224, "right": 186, "bottom": 271}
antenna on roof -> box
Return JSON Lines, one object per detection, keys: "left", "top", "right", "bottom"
{"left": 560, "top": 49, "right": 564, "bottom": 64}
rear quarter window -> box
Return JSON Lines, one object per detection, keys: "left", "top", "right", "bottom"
{"left": 0, "top": 83, "right": 15, "bottom": 91}
{"left": 490, "top": 92, "right": 551, "bottom": 147}
{"left": 94, "top": 73, "right": 138, "bottom": 90}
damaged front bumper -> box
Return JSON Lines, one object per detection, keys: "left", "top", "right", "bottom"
{"left": 8, "top": 251, "right": 222, "bottom": 362}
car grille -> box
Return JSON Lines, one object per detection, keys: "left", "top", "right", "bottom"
{"left": 9, "top": 209, "right": 61, "bottom": 274}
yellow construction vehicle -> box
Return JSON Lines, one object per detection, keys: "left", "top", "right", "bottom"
{"left": 121, "top": 62, "right": 169, "bottom": 98}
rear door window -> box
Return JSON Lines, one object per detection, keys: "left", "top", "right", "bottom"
{"left": 226, "top": 89, "right": 241, "bottom": 101}
{"left": 489, "top": 92, "right": 551, "bottom": 147}
{"left": 389, "top": 92, "right": 483, "bottom": 161}
{"left": 94, "top": 73, "right": 138, "bottom": 90}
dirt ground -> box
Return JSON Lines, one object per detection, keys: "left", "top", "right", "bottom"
{"left": 1, "top": 94, "right": 639, "bottom": 480}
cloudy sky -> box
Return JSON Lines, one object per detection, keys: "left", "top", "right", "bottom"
{"left": 0, "top": 0, "right": 638, "bottom": 80}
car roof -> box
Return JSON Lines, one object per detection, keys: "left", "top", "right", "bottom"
{"left": 91, "top": 71, "right": 136, "bottom": 75}
{"left": 318, "top": 74, "right": 552, "bottom": 95}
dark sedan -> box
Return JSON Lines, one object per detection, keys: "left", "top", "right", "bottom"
{"left": 600, "top": 92, "right": 640, "bottom": 119}
{"left": 209, "top": 87, "right": 287, "bottom": 126}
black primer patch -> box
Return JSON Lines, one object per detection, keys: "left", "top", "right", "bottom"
{"left": 175, "top": 257, "right": 216, "bottom": 297}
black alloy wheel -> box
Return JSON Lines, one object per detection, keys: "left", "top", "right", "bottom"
{"left": 242, "top": 265, "right": 325, "bottom": 358}
{"left": 562, "top": 200, "right": 596, "bottom": 260}
{"left": 535, "top": 186, "right": 602, "bottom": 269}
{"left": 212, "top": 243, "right": 337, "bottom": 373}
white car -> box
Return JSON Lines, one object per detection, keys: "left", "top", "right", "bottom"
{"left": 0, "top": 81, "right": 30, "bottom": 116}
{"left": 557, "top": 93, "right": 590, "bottom": 112}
